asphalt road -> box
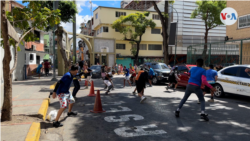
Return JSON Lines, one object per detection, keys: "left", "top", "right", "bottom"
{"left": 40, "top": 75, "right": 250, "bottom": 141}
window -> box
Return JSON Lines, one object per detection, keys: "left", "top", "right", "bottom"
{"left": 161, "top": 64, "right": 168, "bottom": 69}
{"left": 116, "top": 11, "right": 126, "bottom": 17}
{"left": 103, "top": 26, "right": 109, "bottom": 32}
{"left": 116, "top": 44, "right": 126, "bottom": 49}
{"left": 100, "top": 27, "right": 103, "bottom": 33}
{"left": 152, "top": 14, "right": 160, "bottom": 20}
{"left": 95, "top": 13, "right": 98, "bottom": 19}
{"left": 151, "top": 64, "right": 161, "bottom": 69}
{"left": 34, "top": 30, "right": 40, "bottom": 42}
{"left": 36, "top": 56, "right": 40, "bottom": 65}
{"left": 239, "top": 67, "right": 250, "bottom": 78}
{"left": 238, "top": 14, "right": 250, "bottom": 28}
{"left": 30, "top": 54, "right": 34, "bottom": 60}
{"left": 151, "top": 29, "right": 161, "bottom": 34}
{"left": 178, "top": 66, "right": 188, "bottom": 73}
{"left": 148, "top": 44, "right": 162, "bottom": 50}
{"left": 221, "top": 67, "right": 239, "bottom": 76}
{"left": 132, "top": 44, "right": 147, "bottom": 50}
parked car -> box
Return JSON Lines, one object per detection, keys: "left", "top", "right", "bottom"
{"left": 214, "top": 65, "right": 250, "bottom": 97}
{"left": 89, "top": 65, "right": 102, "bottom": 78}
{"left": 143, "top": 62, "right": 171, "bottom": 84}
{"left": 172, "top": 64, "right": 196, "bottom": 87}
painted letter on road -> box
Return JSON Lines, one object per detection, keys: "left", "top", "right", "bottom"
{"left": 104, "top": 114, "right": 144, "bottom": 122}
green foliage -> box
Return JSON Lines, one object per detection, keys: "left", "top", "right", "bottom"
{"left": 191, "top": 0, "right": 226, "bottom": 29}
{"left": 4, "top": 1, "right": 61, "bottom": 49}
{"left": 130, "top": 44, "right": 137, "bottom": 56}
{"left": 112, "top": 12, "right": 156, "bottom": 43}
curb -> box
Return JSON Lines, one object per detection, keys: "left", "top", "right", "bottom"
{"left": 25, "top": 122, "right": 40, "bottom": 141}
{"left": 38, "top": 98, "right": 50, "bottom": 120}
{"left": 50, "top": 82, "right": 57, "bottom": 90}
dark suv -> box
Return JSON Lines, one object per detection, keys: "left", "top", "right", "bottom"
{"left": 142, "top": 62, "right": 171, "bottom": 84}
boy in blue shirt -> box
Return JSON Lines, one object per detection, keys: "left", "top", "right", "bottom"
{"left": 123, "top": 66, "right": 132, "bottom": 87}
{"left": 175, "top": 59, "right": 216, "bottom": 121}
{"left": 203, "top": 64, "right": 218, "bottom": 102}
{"left": 52, "top": 65, "right": 82, "bottom": 127}
{"left": 148, "top": 65, "right": 155, "bottom": 87}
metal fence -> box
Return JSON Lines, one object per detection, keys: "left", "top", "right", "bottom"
{"left": 187, "top": 38, "right": 250, "bottom": 66}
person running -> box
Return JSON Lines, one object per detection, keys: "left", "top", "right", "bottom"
{"left": 132, "top": 68, "right": 144, "bottom": 94}
{"left": 202, "top": 64, "right": 218, "bottom": 103}
{"left": 148, "top": 65, "right": 155, "bottom": 87}
{"left": 136, "top": 69, "right": 149, "bottom": 103}
{"left": 166, "top": 67, "right": 180, "bottom": 91}
{"left": 85, "top": 66, "right": 92, "bottom": 89}
{"left": 52, "top": 65, "right": 80, "bottom": 127}
{"left": 130, "top": 69, "right": 136, "bottom": 85}
{"left": 174, "top": 58, "right": 216, "bottom": 121}
{"left": 72, "top": 63, "right": 82, "bottom": 99}
{"left": 104, "top": 70, "right": 116, "bottom": 95}
{"left": 123, "top": 66, "right": 132, "bottom": 87}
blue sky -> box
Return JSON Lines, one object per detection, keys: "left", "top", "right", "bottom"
{"left": 16, "top": 0, "right": 122, "bottom": 34}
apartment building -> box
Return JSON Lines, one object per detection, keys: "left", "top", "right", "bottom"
{"left": 123, "top": 0, "right": 226, "bottom": 64}
{"left": 226, "top": 1, "right": 250, "bottom": 64}
{"left": 93, "top": 6, "right": 164, "bottom": 66}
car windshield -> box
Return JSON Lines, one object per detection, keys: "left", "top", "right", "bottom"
{"left": 90, "top": 66, "right": 100, "bottom": 70}
{"left": 151, "top": 64, "right": 169, "bottom": 70}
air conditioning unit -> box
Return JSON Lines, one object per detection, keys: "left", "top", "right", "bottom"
{"left": 31, "top": 45, "right": 36, "bottom": 51}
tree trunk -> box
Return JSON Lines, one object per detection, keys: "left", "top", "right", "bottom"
{"left": 56, "top": 26, "right": 70, "bottom": 72}
{"left": 1, "top": 1, "right": 13, "bottom": 121}
{"left": 202, "top": 29, "right": 209, "bottom": 66}
{"left": 134, "top": 42, "right": 140, "bottom": 65}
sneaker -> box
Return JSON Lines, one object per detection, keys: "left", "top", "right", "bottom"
{"left": 197, "top": 100, "right": 200, "bottom": 104}
{"left": 207, "top": 99, "right": 214, "bottom": 102}
{"left": 132, "top": 91, "right": 136, "bottom": 95}
{"left": 140, "top": 97, "right": 147, "bottom": 103}
{"left": 53, "top": 121, "right": 63, "bottom": 127}
{"left": 175, "top": 111, "right": 180, "bottom": 117}
{"left": 67, "top": 112, "right": 77, "bottom": 116}
{"left": 200, "top": 114, "right": 209, "bottom": 121}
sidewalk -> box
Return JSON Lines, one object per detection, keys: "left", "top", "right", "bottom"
{"left": 1, "top": 74, "right": 62, "bottom": 141}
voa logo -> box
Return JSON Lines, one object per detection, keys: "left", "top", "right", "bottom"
{"left": 220, "top": 7, "right": 238, "bottom": 26}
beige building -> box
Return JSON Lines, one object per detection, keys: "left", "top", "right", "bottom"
{"left": 227, "top": 1, "right": 250, "bottom": 64}
{"left": 93, "top": 6, "right": 164, "bottom": 66}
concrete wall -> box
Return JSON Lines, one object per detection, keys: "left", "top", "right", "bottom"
{"left": 94, "top": 38, "right": 115, "bottom": 53}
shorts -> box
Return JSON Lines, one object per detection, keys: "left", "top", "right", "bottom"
{"left": 136, "top": 81, "right": 144, "bottom": 93}
{"left": 148, "top": 75, "right": 153, "bottom": 80}
{"left": 58, "top": 92, "right": 75, "bottom": 109}
{"left": 87, "top": 76, "right": 91, "bottom": 82}
{"left": 124, "top": 76, "right": 130, "bottom": 80}
{"left": 130, "top": 76, "right": 135, "bottom": 79}
{"left": 104, "top": 80, "right": 112, "bottom": 86}
{"left": 203, "top": 84, "right": 215, "bottom": 93}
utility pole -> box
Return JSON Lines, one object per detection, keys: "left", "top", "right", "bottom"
{"left": 51, "top": 1, "right": 58, "bottom": 81}
{"left": 73, "top": 0, "right": 77, "bottom": 64}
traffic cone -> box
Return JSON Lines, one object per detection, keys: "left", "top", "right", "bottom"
{"left": 88, "top": 81, "right": 96, "bottom": 97}
{"left": 90, "top": 90, "right": 105, "bottom": 113}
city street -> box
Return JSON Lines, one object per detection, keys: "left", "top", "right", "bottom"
{"left": 40, "top": 75, "right": 250, "bottom": 141}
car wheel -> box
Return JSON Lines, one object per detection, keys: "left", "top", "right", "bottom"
{"left": 152, "top": 77, "right": 158, "bottom": 85}
{"left": 214, "top": 84, "right": 224, "bottom": 97}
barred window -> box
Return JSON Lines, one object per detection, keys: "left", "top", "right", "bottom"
{"left": 132, "top": 44, "right": 147, "bottom": 50}
{"left": 152, "top": 14, "right": 160, "bottom": 20}
{"left": 103, "top": 26, "right": 109, "bottom": 32}
{"left": 148, "top": 44, "right": 162, "bottom": 50}
{"left": 116, "top": 12, "right": 126, "bottom": 17}
{"left": 151, "top": 29, "right": 161, "bottom": 34}
{"left": 116, "top": 44, "right": 126, "bottom": 49}
{"left": 239, "top": 14, "right": 250, "bottom": 28}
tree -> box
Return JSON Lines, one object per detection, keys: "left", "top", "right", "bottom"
{"left": 112, "top": 12, "right": 156, "bottom": 64}
{"left": 151, "top": 1, "right": 174, "bottom": 64}
{"left": 1, "top": 1, "right": 60, "bottom": 121}
{"left": 191, "top": 1, "right": 226, "bottom": 64}
{"left": 39, "top": 1, "right": 78, "bottom": 72}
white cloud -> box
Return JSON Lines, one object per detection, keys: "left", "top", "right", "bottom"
{"left": 87, "top": 2, "right": 98, "bottom": 9}
{"left": 76, "top": 0, "right": 87, "bottom": 13}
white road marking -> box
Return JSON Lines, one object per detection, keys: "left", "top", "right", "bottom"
{"left": 238, "top": 104, "right": 250, "bottom": 110}
{"left": 106, "top": 106, "right": 132, "bottom": 113}
{"left": 114, "top": 124, "right": 167, "bottom": 137}
{"left": 104, "top": 114, "right": 144, "bottom": 122}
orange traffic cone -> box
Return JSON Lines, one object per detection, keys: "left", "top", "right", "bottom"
{"left": 88, "top": 81, "right": 96, "bottom": 97}
{"left": 90, "top": 90, "right": 105, "bottom": 113}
